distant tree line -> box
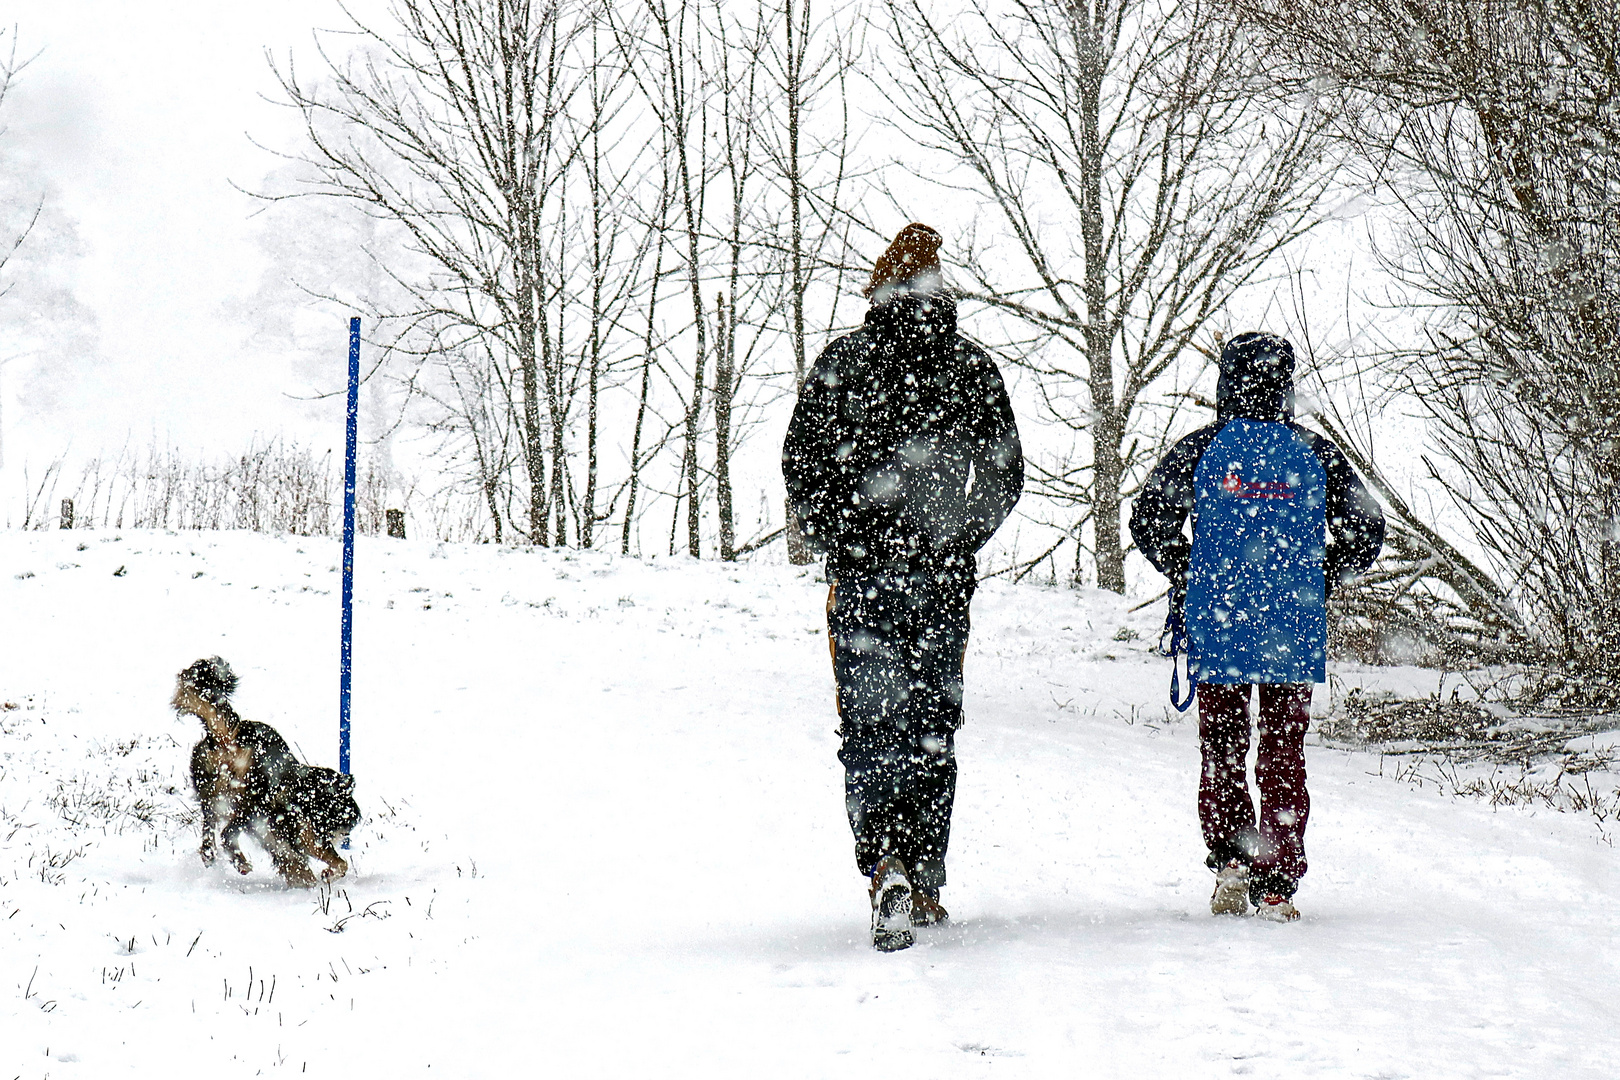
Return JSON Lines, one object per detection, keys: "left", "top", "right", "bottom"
{"left": 254, "top": 0, "right": 1620, "bottom": 691}
{"left": 262, "top": 0, "right": 1340, "bottom": 585}
{"left": 268, "top": 0, "right": 868, "bottom": 562}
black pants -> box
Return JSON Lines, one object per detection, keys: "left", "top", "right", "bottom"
{"left": 828, "top": 566, "right": 973, "bottom": 892}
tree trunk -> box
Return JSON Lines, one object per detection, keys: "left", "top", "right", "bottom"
{"left": 1076, "top": 7, "right": 1124, "bottom": 593}
{"left": 678, "top": 164, "right": 706, "bottom": 559}
{"left": 582, "top": 24, "right": 605, "bottom": 551}
{"left": 715, "top": 292, "right": 736, "bottom": 560}
{"left": 623, "top": 212, "right": 666, "bottom": 556}
{"left": 484, "top": 471, "right": 504, "bottom": 543}
{"left": 660, "top": 0, "right": 708, "bottom": 560}
{"left": 783, "top": 0, "right": 816, "bottom": 565}
{"left": 623, "top": 348, "right": 652, "bottom": 555}
{"left": 538, "top": 268, "right": 568, "bottom": 547}
{"left": 584, "top": 316, "right": 600, "bottom": 550}
{"left": 518, "top": 294, "right": 549, "bottom": 545}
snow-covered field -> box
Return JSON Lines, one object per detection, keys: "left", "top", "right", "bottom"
{"left": 3, "top": 529, "right": 1618, "bottom": 1078}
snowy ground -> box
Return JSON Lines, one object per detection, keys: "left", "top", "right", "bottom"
{"left": 3, "top": 529, "right": 1618, "bottom": 1078}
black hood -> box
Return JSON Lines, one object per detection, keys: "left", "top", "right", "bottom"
{"left": 865, "top": 289, "right": 957, "bottom": 371}
{"left": 1217, "top": 332, "right": 1295, "bottom": 422}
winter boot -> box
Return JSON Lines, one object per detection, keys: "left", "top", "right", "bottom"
{"left": 1209, "top": 859, "right": 1251, "bottom": 916}
{"left": 1250, "top": 871, "right": 1300, "bottom": 922}
{"left": 910, "top": 886, "right": 948, "bottom": 927}
{"left": 869, "top": 855, "right": 915, "bottom": 952}
{"left": 1254, "top": 893, "right": 1300, "bottom": 922}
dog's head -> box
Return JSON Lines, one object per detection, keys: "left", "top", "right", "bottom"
{"left": 284, "top": 765, "right": 361, "bottom": 839}
{"left": 173, "top": 656, "right": 238, "bottom": 713}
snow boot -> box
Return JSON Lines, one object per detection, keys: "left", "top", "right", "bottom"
{"left": 911, "top": 886, "right": 948, "bottom": 927}
{"left": 869, "top": 855, "right": 915, "bottom": 952}
{"left": 1210, "top": 859, "right": 1251, "bottom": 916}
{"left": 1254, "top": 894, "right": 1300, "bottom": 922}
{"left": 1250, "top": 870, "right": 1300, "bottom": 922}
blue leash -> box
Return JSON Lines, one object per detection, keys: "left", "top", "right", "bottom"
{"left": 1159, "top": 591, "right": 1196, "bottom": 712}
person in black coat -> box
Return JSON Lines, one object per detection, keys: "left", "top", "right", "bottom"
{"left": 783, "top": 223, "right": 1022, "bottom": 949}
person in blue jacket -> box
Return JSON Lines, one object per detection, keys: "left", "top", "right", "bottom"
{"left": 1130, "top": 332, "right": 1383, "bottom": 921}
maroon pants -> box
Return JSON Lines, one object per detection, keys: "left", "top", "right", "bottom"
{"left": 1198, "top": 683, "right": 1311, "bottom": 887}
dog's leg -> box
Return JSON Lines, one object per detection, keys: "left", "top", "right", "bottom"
{"left": 265, "top": 815, "right": 319, "bottom": 888}
{"left": 316, "top": 852, "right": 349, "bottom": 883}
{"left": 303, "top": 821, "right": 349, "bottom": 882}
{"left": 220, "top": 811, "right": 254, "bottom": 875}
{"left": 198, "top": 798, "right": 219, "bottom": 866}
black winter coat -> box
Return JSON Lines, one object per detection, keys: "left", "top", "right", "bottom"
{"left": 782, "top": 291, "right": 1023, "bottom": 579}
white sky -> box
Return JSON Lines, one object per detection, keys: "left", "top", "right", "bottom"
{"left": 0, "top": 0, "right": 387, "bottom": 480}
{"left": 0, "top": 1, "right": 1439, "bottom": 551}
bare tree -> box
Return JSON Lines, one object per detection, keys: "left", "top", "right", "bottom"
{"left": 778, "top": 0, "right": 816, "bottom": 565}
{"left": 877, "top": 0, "right": 1335, "bottom": 591}
{"left": 271, "top": 0, "right": 588, "bottom": 544}
{"left": 0, "top": 27, "right": 39, "bottom": 292}
{"left": 430, "top": 335, "right": 520, "bottom": 541}
{"left": 605, "top": 0, "right": 844, "bottom": 561}
{"left": 707, "top": 7, "right": 765, "bottom": 561}
{"left": 263, "top": 0, "right": 866, "bottom": 563}
{"left": 566, "top": 10, "right": 654, "bottom": 549}
{"left": 620, "top": 150, "right": 676, "bottom": 555}
{"left": 762, "top": 0, "right": 867, "bottom": 564}
{"left": 0, "top": 27, "right": 97, "bottom": 448}
{"left": 708, "top": 1, "right": 809, "bottom": 561}
{"left": 1237, "top": 0, "right": 1620, "bottom": 687}
{"left": 625, "top": 0, "right": 718, "bottom": 558}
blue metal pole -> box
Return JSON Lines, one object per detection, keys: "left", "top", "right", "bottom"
{"left": 340, "top": 317, "right": 359, "bottom": 778}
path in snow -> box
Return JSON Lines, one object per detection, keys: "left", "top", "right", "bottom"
{"left": 2, "top": 530, "right": 1617, "bottom": 1078}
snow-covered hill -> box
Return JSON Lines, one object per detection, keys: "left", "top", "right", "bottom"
{"left": 2, "top": 530, "right": 1617, "bottom": 1078}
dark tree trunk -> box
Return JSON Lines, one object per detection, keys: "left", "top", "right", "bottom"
{"left": 714, "top": 292, "right": 736, "bottom": 560}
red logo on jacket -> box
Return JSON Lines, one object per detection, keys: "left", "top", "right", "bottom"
{"left": 1221, "top": 473, "right": 1295, "bottom": 499}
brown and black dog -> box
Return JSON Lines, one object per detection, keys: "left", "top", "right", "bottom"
{"left": 173, "top": 657, "right": 359, "bottom": 887}
{"left": 267, "top": 762, "right": 361, "bottom": 885}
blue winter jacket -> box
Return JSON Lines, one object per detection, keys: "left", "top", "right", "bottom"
{"left": 1129, "top": 334, "right": 1384, "bottom": 684}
